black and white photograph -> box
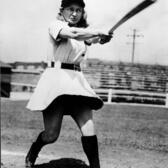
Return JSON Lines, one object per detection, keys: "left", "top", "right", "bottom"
{"left": 1, "top": 0, "right": 168, "bottom": 168}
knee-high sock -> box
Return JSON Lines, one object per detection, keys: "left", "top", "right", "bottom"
{"left": 33, "top": 131, "right": 48, "bottom": 149}
{"left": 81, "top": 135, "right": 100, "bottom": 168}
{"left": 26, "top": 131, "right": 47, "bottom": 165}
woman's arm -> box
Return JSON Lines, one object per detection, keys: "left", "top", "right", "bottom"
{"left": 48, "top": 20, "right": 112, "bottom": 44}
{"left": 85, "top": 37, "right": 101, "bottom": 45}
{"left": 59, "top": 27, "right": 105, "bottom": 41}
{"left": 84, "top": 33, "right": 113, "bottom": 45}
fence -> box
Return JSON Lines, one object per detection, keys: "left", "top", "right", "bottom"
{"left": 95, "top": 89, "right": 167, "bottom": 106}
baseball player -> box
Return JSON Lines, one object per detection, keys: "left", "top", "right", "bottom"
{"left": 25, "top": 0, "right": 112, "bottom": 167}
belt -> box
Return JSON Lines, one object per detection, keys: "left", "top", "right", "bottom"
{"left": 49, "top": 62, "right": 81, "bottom": 71}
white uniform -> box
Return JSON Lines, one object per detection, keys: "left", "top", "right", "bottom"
{"left": 26, "top": 19, "right": 103, "bottom": 112}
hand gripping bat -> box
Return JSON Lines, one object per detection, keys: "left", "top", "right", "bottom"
{"left": 108, "top": 0, "right": 157, "bottom": 34}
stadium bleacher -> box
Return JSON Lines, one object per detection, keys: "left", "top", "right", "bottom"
{"left": 82, "top": 61, "right": 168, "bottom": 93}
{"left": 82, "top": 60, "right": 168, "bottom": 105}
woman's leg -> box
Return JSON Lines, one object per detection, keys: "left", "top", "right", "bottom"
{"left": 42, "top": 104, "right": 64, "bottom": 144}
{"left": 71, "top": 105, "right": 100, "bottom": 168}
{"left": 25, "top": 101, "right": 64, "bottom": 167}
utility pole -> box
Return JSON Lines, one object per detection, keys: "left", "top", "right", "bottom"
{"left": 132, "top": 29, "right": 136, "bottom": 64}
{"left": 127, "top": 29, "right": 143, "bottom": 64}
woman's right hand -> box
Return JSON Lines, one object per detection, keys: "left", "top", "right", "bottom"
{"left": 99, "top": 33, "right": 113, "bottom": 44}
{"left": 98, "top": 29, "right": 113, "bottom": 44}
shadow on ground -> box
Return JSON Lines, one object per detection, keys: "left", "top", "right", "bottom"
{"left": 34, "top": 158, "right": 89, "bottom": 168}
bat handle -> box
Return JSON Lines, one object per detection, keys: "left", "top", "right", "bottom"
{"left": 109, "top": 31, "right": 113, "bottom": 35}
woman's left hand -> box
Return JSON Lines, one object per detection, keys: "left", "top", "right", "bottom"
{"left": 99, "top": 33, "right": 113, "bottom": 44}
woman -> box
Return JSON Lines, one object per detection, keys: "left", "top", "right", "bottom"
{"left": 25, "top": 0, "right": 112, "bottom": 167}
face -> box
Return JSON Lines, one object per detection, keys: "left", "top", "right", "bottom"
{"left": 61, "top": 4, "right": 83, "bottom": 26}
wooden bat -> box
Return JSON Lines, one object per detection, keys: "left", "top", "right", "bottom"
{"left": 108, "top": 0, "right": 157, "bottom": 34}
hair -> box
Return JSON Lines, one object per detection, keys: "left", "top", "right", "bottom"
{"left": 57, "top": 7, "right": 89, "bottom": 28}
{"left": 75, "top": 10, "right": 89, "bottom": 28}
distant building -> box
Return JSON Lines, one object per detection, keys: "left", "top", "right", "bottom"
{"left": 11, "top": 61, "right": 47, "bottom": 71}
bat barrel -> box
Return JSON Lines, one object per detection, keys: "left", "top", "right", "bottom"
{"left": 108, "top": 0, "right": 157, "bottom": 34}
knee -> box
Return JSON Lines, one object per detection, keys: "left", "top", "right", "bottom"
{"left": 81, "top": 120, "right": 95, "bottom": 136}
{"left": 42, "top": 130, "right": 60, "bottom": 144}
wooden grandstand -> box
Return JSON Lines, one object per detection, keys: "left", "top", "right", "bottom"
{"left": 82, "top": 61, "right": 168, "bottom": 105}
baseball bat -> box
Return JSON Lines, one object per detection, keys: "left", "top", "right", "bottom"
{"left": 108, "top": 0, "right": 157, "bottom": 34}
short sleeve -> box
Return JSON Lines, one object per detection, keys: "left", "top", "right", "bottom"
{"left": 48, "top": 20, "right": 68, "bottom": 41}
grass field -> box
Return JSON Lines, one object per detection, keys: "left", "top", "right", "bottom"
{"left": 1, "top": 98, "right": 168, "bottom": 168}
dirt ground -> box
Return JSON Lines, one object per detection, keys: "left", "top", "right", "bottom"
{"left": 1, "top": 98, "right": 168, "bottom": 168}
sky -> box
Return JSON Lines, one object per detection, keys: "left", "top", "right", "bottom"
{"left": 0, "top": 0, "right": 168, "bottom": 65}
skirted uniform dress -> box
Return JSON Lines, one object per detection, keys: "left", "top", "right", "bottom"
{"left": 26, "top": 20, "right": 103, "bottom": 114}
